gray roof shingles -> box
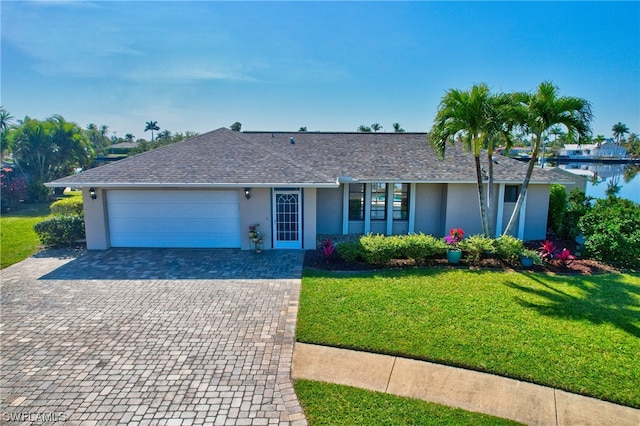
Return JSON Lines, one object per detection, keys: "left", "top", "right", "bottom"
{"left": 48, "top": 127, "right": 571, "bottom": 187}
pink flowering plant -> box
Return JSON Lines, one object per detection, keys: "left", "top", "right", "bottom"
{"left": 322, "top": 238, "right": 336, "bottom": 258}
{"left": 444, "top": 228, "right": 465, "bottom": 249}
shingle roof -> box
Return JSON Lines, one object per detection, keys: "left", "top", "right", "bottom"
{"left": 47, "top": 127, "right": 571, "bottom": 187}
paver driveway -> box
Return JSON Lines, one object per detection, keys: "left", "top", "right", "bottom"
{"left": 1, "top": 249, "right": 307, "bottom": 425}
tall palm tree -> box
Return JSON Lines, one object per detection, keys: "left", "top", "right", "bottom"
{"left": 124, "top": 133, "right": 135, "bottom": 143}
{"left": 144, "top": 121, "right": 160, "bottom": 142}
{"left": 371, "top": 123, "right": 383, "bottom": 132}
{"left": 430, "top": 83, "right": 497, "bottom": 236}
{"left": 612, "top": 122, "right": 629, "bottom": 152}
{"left": 502, "top": 81, "right": 592, "bottom": 236}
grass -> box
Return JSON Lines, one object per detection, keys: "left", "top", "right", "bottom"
{"left": 294, "top": 380, "right": 522, "bottom": 426}
{"left": 0, "top": 191, "right": 81, "bottom": 269}
{"left": 298, "top": 268, "right": 640, "bottom": 408}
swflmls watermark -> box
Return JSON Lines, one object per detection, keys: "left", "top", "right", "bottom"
{"left": 2, "top": 411, "right": 67, "bottom": 423}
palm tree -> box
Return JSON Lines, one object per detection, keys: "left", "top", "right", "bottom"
{"left": 502, "top": 81, "right": 592, "bottom": 236}
{"left": 593, "top": 134, "right": 606, "bottom": 148}
{"left": 371, "top": 123, "right": 383, "bottom": 132}
{"left": 124, "top": 133, "right": 135, "bottom": 143}
{"left": 392, "top": 122, "right": 405, "bottom": 133}
{"left": 357, "top": 125, "right": 372, "bottom": 132}
{"left": 144, "top": 121, "right": 160, "bottom": 142}
{"left": 0, "top": 107, "right": 13, "bottom": 163}
{"left": 612, "top": 122, "right": 629, "bottom": 146}
{"left": 298, "top": 126, "right": 307, "bottom": 132}
{"left": 99, "top": 124, "right": 109, "bottom": 139}
{"left": 430, "top": 83, "right": 498, "bottom": 236}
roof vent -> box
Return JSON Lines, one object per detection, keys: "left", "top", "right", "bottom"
{"left": 290, "top": 137, "right": 295, "bottom": 145}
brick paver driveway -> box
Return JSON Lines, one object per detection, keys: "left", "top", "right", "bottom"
{"left": 1, "top": 249, "right": 307, "bottom": 425}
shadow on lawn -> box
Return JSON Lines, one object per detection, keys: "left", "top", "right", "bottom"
{"left": 506, "top": 273, "right": 640, "bottom": 338}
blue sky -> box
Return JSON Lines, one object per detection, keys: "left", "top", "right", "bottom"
{"left": 2, "top": 1, "right": 639, "bottom": 140}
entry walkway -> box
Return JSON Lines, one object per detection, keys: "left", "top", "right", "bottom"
{"left": 292, "top": 343, "right": 640, "bottom": 426}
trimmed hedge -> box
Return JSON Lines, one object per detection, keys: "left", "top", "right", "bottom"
{"left": 50, "top": 197, "right": 84, "bottom": 216}
{"left": 337, "top": 233, "right": 447, "bottom": 265}
{"left": 34, "top": 216, "right": 85, "bottom": 247}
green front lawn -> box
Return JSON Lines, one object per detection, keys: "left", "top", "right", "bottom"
{"left": 0, "top": 202, "right": 52, "bottom": 268}
{"left": 294, "top": 380, "right": 521, "bottom": 426}
{"left": 297, "top": 268, "right": 640, "bottom": 408}
{"left": 0, "top": 191, "right": 82, "bottom": 269}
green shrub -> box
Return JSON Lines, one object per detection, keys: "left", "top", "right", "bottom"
{"left": 579, "top": 196, "right": 640, "bottom": 269}
{"left": 458, "top": 234, "right": 495, "bottom": 263}
{"left": 360, "top": 234, "right": 402, "bottom": 265}
{"left": 34, "top": 216, "right": 85, "bottom": 246}
{"left": 548, "top": 184, "right": 567, "bottom": 235}
{"left": 561, "top": 188, "right": 592, "bottom": 240}
{"left": 494, "top": 235, "right": 524, "bottom": 265}
{"left": 336, "top": 241, "right": 365, "bottom": 262}
{"left": 50, "top": 197, "right": 84, "bottom": 216}
{"left": 402, "top": 233, "right": 448, "bottom": 261}
{"left": 26, "top": 181, "right": 51, "bottom": 203}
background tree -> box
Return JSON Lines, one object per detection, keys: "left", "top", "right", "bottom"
{"left": 623, "top": 133, "right": 639, "bottom": 157}
{"left": 371, "top": 123, "right": 383, "bottom": 132}
{"left": 392, "top": 122, "right": 405, "bottom": 133}
{"left": 124, "top": 133, "right": 135, "bottom": 143}
{"left": 230, "top": 122, "right": 242, "bottom": 131}
{"left": 593, "top": 134, "right": 606, "bottom": 148}
{"left": 612, "top": 122, "right": 629, "bottom": 146}
{"left": 10, "top": 115, "right": 93, "bottom": 201}
{"left": 357, "top": 125, "right": 372, "bottom": 132}
{"left": 503, "top": 81, "right": 592, "bottom": 236}
{"left": 0, "top": 107, "right": 14, "bottom": 163}
{"left": 299, "top": 126, "right": 307, "bottom": 132}
{"left": 144, "top": 120, "right": 160, "bottom": 142}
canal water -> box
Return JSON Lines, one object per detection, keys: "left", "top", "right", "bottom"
{"left": 557, "top": 162, "right": 640, "bottom": 204}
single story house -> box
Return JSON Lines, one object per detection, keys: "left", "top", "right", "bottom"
{"left": 560, "top": 141, "right": 627, "bottom": 159}
{"left": 46, "top": 128, "right": 572, "bottom": 250}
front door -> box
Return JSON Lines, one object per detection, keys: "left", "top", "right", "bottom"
{"left": 273, "top": 189, "right": 302, "bottom": 249}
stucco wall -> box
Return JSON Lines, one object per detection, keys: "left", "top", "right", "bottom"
{"left": 414, "top": 183, "right": 446, "bottom": 236}
{"left": 444, "top": 183, "right": 484, "bottom": 236}
{"left": 523, "top": 184, "right": 549, "bottom": 241}
{"left": 316, "top": 188, "right": 342, "bottom": 234}
{"left": 239, "top": 187, "right": 272, "bottom": 250}
{"left": 83, "top": 187, "right": 110, "bottom": 250}
{"left": 303, "top": 188, "right": 317, "bottom": 250}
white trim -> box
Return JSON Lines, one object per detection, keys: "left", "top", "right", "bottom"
{"left": 496, "top": 184, "right": 505, "bottom": 237}
{"left": 408, "top": 183, "right": 416, "bottom": 233}
{"left": 364, "top": 183, "right": 371, "bottom": 234}
{"left": 385, "top": 183, "right": 393, "bottom": 235}
{"left": 342, "top": 183, "right": 350, "bottom": 235}
{"left": 518, "top": 190, "right": 528, "bottom": 240}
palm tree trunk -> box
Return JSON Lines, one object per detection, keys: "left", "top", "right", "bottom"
{"left": 474, "top": 155, "right": 490, "bottom": 237}
{"left": 503, "top": 141, "right": 539, "bottom": 236}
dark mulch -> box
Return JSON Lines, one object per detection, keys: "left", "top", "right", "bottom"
{"left": 304, "top": 248, "right": 619, "bottom": 275}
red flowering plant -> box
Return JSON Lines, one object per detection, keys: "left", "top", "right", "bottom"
{"left": 444, "top": 228, "right": 465, "bottom": 249}
{"left": 538, "top": 240, "right": 557, "bottom": 260}
{"left": 321, "top": 238, "right": 336, "bottom": 258}
{"left": 1, "top": 167, "right": 27, "bottom": 211}
{"left": 556, "top": 248, "right": 576, "bottom": 263}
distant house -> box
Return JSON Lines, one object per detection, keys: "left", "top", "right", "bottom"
{"left": 46, "top": 128, "right": 572, "bottom": 250}
{"left": 560, "top": 141, "right": 627, "bottom": 159}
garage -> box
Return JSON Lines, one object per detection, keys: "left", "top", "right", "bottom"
{"left": 107, "top": 189, "right": 241, "bottom": 248}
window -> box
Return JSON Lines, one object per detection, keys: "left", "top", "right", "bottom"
{"left": 392, "top": 184, "right": 409, "bottom": 220}
{"left": 504, "top": 185, "right": 520, "bottom": 203}
{"left": 370, "top": 183, "right": 386, "bottom": 220}
{"left": 348, "top": 183, "right": 364, "bottom": 220}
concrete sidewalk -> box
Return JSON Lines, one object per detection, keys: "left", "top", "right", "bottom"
{"left": 291, "top": 343, "right": 640, "bottom": 426}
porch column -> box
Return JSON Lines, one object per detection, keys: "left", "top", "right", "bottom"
{"left": 342, "top": 184, "right": 349, "bottom": 235}
{"left": 518, "top": 190, "right": 528, "bottom": 240}
{"left": 364, "top": 183, "right": 371, "bottom": 234}
{"left": 496, "top": 184, "right": 505, "bottom": 237}
{"left": 408, "top": 183, "right": 416, "bottom": 234}
{"left": 386, "top": 183, "right": 393, "bottom": 235}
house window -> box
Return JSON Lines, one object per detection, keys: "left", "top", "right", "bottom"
{"left": 504, "top": 185, "right": 520, "bottom": 203}
{"left": 392, "top": 183, "right": 409, "bottom": 220}
{"left": 348, "top": 183, "right": 364, "bottom": 221}
{"left": 370, "top": 183, "right": 386, "bottom": 220}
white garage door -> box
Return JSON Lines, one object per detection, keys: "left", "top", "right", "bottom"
{"left": 107, "top": 190, "right": 241, "bottom": 248}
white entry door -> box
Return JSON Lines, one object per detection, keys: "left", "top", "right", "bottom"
{"left": 272, "top": 189, "right": 302, "bottom": 249}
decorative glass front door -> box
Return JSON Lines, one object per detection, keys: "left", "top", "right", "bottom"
{"left": 273, "top": 189, "right": 302, "bottom": 249}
